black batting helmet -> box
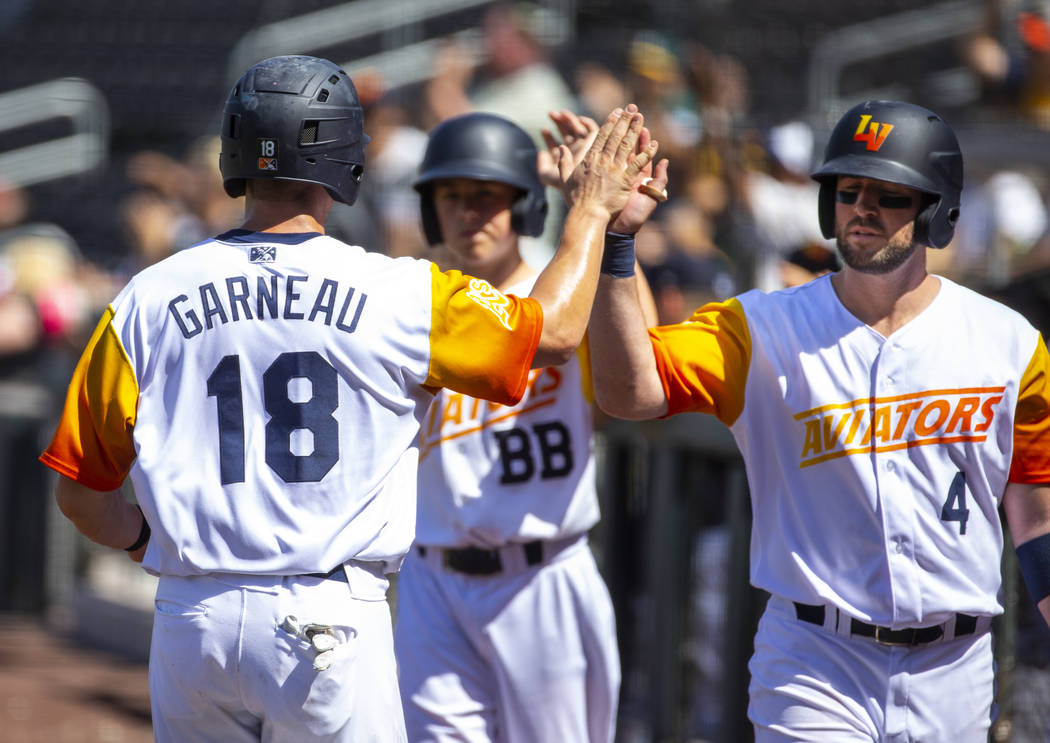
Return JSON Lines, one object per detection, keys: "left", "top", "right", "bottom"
{"left": 414, "top": 112, "right": 547, "bottom": 245}
{"left": 220, "top": 55, "right": 368, "bottom": 205}
{"left": 811, "top": 100, "right": 963, "bottom": 249}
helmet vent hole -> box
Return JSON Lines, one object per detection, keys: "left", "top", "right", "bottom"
{"left": 306, "top": 157, "right": 316, "bottom": 165}
{"left": 300, "top": 121, "right": 319, "bottom": 145}
{"left": 226, "top": 114, "right": 239, "bottom": 139}
{"left": 328, "top": 75, "right": 340, "bottom": 85}
{"left": 318, "top": 89, "right": 330, "bottom": 103}
{"left": 351, "top": 164, "right": 364, "bottom": 181}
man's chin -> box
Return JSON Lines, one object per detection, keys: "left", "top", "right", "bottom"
{"left": 837, "top": 239, "right": 917, "bottom": 275}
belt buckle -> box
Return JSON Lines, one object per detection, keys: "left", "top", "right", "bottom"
{"left": 873, "top": 626, "right": 917, "bottom": 646}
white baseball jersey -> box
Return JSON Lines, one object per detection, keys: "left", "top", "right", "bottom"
{"left": 649, "top": 273, "right": 1050, "bottom": 627}
{"left": 414, "top": 275, "right": 599, "bottom": 547}
{"left": 41, "top": 229, "right": 543, "bottom": 577}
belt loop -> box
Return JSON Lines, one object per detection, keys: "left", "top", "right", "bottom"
{"left": 523, "top": 540, "right": 543, "bottom": 566}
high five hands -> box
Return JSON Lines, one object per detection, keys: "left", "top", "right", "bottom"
{"left": 539, "top": 104, "right": 670, "bottom": 234}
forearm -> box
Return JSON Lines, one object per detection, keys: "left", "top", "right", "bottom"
{"left": 588, "top": 273, "right": 668, "bottom": 419}
{"left": 55, "top": 475, "right": 145, "bottom": 554}
{"left": 529, "top": 203, "right": 611, "bottom": 367}
{"left": 1004, "top": 482, "right": 1050, "bottom": 629}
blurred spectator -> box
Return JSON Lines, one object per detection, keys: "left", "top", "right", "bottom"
{"left": 943, "top": 168, "right": 1050, "bottom": 285}
{"left": 640, "top": 203, "right": 737, "bottom": 325}
{"left": 424, "top": 2, "right": 576, "bottom": 145}
{"left": 737, "top": 120, "right": 833, "bottom": 291}
{"left": 326, "top": 71, "right": 428, "bottom": 258}
{"left": 0, "top": 182, "right": 112, "bottom": 361}
{"left": 125, "top": 135, "right": 242, "bottom": 249}
{"left": 573, "top": 60, "right": 630, "bottom": 123}
{"left": 964, "top": 0, "right": 1050, "bottom": 128}
{"left": 626, "top": 32, "right": 703, "bottom": 167}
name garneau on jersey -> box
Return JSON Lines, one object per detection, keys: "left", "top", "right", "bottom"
{"left": 40, "top": 231, "right": 543, "bottom": 576}
{"left": 646, "top": 274, "right": 1050, "bottom": 623}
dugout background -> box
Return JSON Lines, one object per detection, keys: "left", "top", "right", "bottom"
{"left": 1, "top": 1, "right": 1049, "bottom": 741}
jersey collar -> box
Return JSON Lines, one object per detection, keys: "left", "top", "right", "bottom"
{"left": 215, "top": 229, "right": 323, "bottom": 245}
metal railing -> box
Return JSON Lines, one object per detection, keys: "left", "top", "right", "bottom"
{"left": 0, "top": 78, "right": 109, "bottom": 188}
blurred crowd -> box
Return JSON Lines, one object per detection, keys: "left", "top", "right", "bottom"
{"left": 6, "top": 0, "right": 1050, "bottom": 376}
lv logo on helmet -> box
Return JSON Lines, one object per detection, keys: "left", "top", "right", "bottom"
{"left": 853, "top": 115, "right": 894, "bottom": 151}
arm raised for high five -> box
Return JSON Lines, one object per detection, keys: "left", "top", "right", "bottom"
{"left": 586, "top": 118, "right": 671, "bottom": 419}
{"left": 540, "top": 108, "right": 666, "bottom": 329}
{"left": 588, "top": 271, "right": 670, "bottom": 419}
{"left": 529, "top": 105, "right": 656, "bottom": 368}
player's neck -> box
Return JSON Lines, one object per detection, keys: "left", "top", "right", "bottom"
{"left": 240, "top": 191, "right": 332, "bottom": 234}
{"left": 239, "top": 211, "right": 326, "bottom": 235}
{"left": 830, "top": 257, "right": 940, "bottom": 338}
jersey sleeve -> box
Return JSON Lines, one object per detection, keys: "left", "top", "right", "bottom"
{"left": 39, "top": 306, "right": 139, "bottom": 491}
{"left": 1010, "top": 332, "right": 1050, "bottom": 483}
{"left": 424, "top": 264, "right": 543, "bottom": 406}
{"left": 648, "top": 297, "right": 752, "bottom": 426}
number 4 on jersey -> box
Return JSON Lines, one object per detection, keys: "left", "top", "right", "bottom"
{"left": 940, "top": 470, "right": 969, "bottom": 535}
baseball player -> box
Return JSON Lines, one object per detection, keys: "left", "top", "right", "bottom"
{"left": 392, "top": 110, "right": 665, "bottom": 742}
{"left": 38, "top": 54, "right": 658, "bottom": 743}
{"left": 586, "top": 99, "right": 1050, "bottom": 741}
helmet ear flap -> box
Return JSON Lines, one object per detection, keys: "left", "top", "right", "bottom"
{"left": 817, "top": 180, "right": 836, "bottom": 240}
{"left": 418, "top": 187, "right": 443, "bottom": 246}
{"left": 914, "top": 195, "right": 959, "bottom": 249}
{"left": 510, "top": 190, "right": 549, "bottom": 237}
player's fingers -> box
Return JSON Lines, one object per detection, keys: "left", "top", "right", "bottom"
{"left": 636, "top": 127, "right": 655, "bottom": 176}
{"left": 540, "top": 128, "right": 559, "bottom": 151}
{"left": 626, "top": 139, "right": 659, "bottom": 180}
{"left": 651, "top": 157, "right": 670, "bottom": 185}
{"left": 589, "top": 107, "right": 623, "bottom": 156}
{"left": 603, "top": 104, "right": 637, "bottom": 159}
{"left": 614, "top": 108, "right": 644, "bottom": 164}
{"left": 564, "top": 110, "right": 594, "bottom": 139}
{"left": 556, "top": 144, "right": 574, "bottom": 182}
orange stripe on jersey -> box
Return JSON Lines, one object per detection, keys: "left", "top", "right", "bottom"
{"left": 39, "top": 306, "right": 139, "bottom": 491}
{"left": 1011, "top": 333, "right": 1050, "bottom": 483}
{"left": 418, "top": 396, "right": 557, "bottom": 463}
{"left": 425, "top": 265, "right": 542, "bottom": 405}
{"left": 794, "top": 387, "right": 1006, "bottom": 420}
{"left": 648, "top": 297, "right": 751, "bottom": 426}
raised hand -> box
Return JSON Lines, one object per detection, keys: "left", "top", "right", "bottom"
{"left": 609, "top": 125, "right": 671, "bottom": 235}
{"left": 563, "top": 105, "right": 658, "bottom": 223}
{"left": 537, "top": 109, "right": 599, "bottom": 193}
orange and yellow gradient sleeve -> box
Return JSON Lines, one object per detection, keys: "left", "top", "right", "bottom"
{"left": 39, "top": 306, "right": 139, "bottom": 491}
{"left": 425, "top": 265, "right": 543, "bottom": 406}
{"left": 648, "top": 297, "right": 752, "bottom": 426}
{"left": 1011, "top": 333, "right": 1050, "bottom": 483}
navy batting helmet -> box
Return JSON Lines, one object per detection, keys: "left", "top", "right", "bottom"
{"left": 220, "top": 55, "right": 368, "bottom": 206}
{"left": 414, "top": 112, "right": 547, "bottom": 245}
{"left": 811, "top": 100, "right": 963, "bottom": 249}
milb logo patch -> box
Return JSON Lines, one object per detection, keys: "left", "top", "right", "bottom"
{"left": 249, "top": 246, "right": 276, "bottom": 263}
{"left": 794, "top": 387, "right": 1004, "bottom": 468}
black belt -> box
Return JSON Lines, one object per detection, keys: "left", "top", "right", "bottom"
{"left": 418, "top": 541, "right": 545, "bottom": 576}
{"left": 303, "top": 565, "right": 348, "bottom": 582}
{"left": 793, "top": 602, "right": 978, "bottom": 646}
